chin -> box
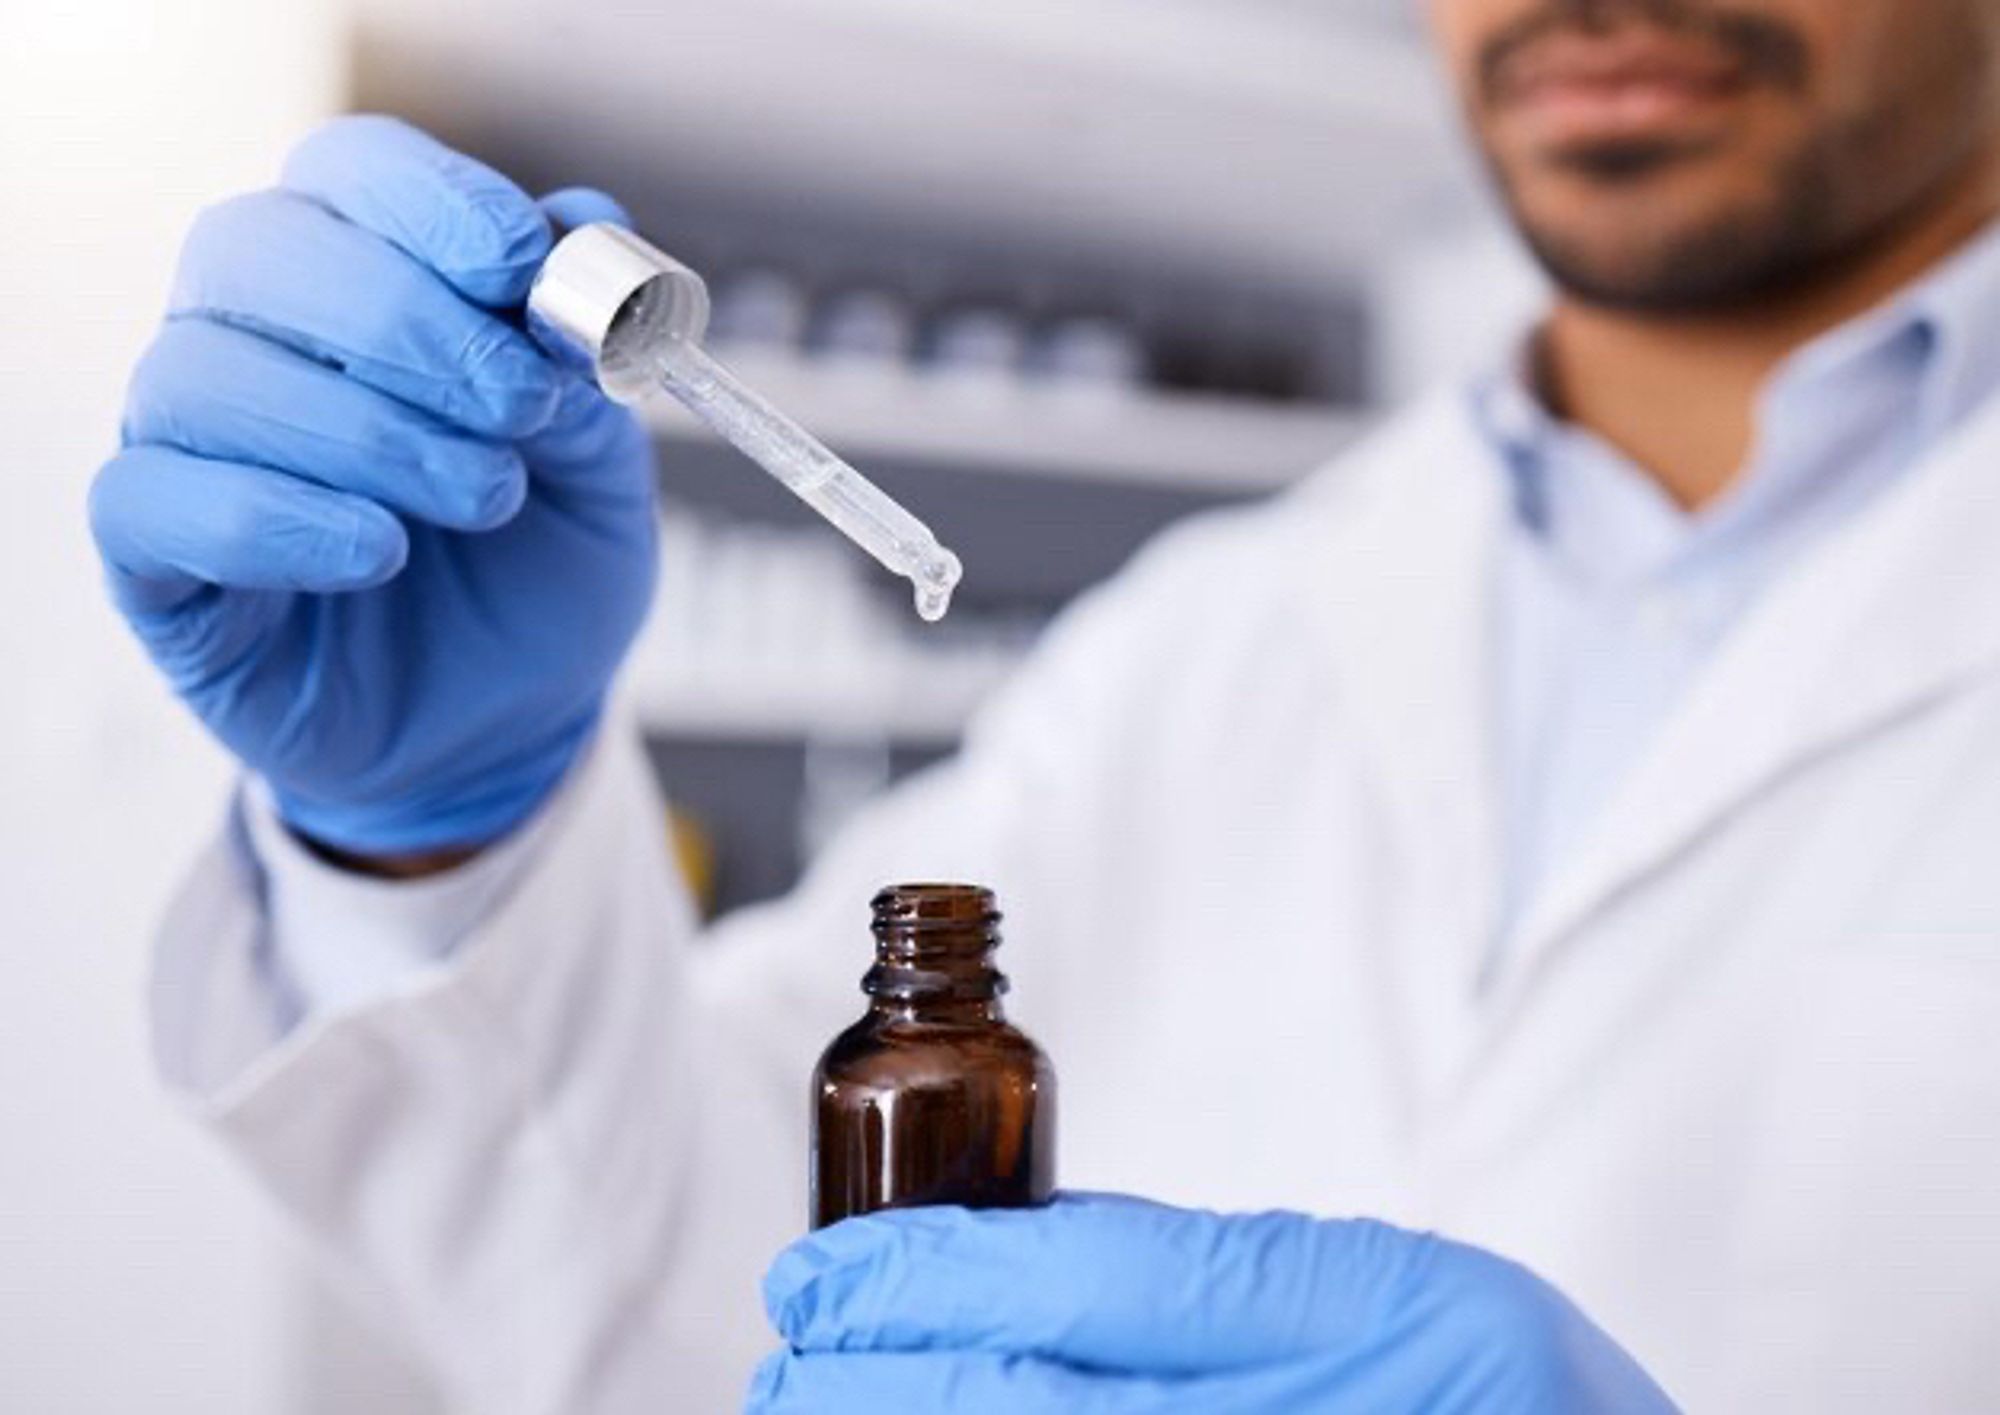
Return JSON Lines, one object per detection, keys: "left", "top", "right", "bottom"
{"left": 1516, "top": 224, "right": 1782, "bottom": 313}
{"left": 1504, "top": 162, "right": 1799, "bottom": 307}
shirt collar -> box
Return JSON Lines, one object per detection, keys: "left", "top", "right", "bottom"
{"left": 1471, "top": 216, "right": 2000, "bottom": 572}
{"left": 1893, "top": 214, "right": 2000, "bottom": 438}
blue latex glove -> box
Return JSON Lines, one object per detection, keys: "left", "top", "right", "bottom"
{"left": 89, "top": 116, "right": 658, "bottom": 853}
{"left": 753, "top": 1194, "right": 1677, "bottom": 1413}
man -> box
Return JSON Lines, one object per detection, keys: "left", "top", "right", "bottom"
{"left": 91, "top": 0, "right": 2000, "bottom": 1408}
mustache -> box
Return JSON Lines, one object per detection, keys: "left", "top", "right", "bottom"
{"left": 1478, "top": 0, "right": 1811, "bottom": 104}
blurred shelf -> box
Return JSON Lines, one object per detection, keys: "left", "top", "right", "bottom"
{"left": 643, "top": 349, "right": 1364, "bottom": 492}
{"left": 632, "top": 677, "right": 985, "bottom": 744}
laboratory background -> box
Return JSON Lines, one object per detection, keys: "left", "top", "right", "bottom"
{"left": 0, "top": 1, "right": 1542, "bottom": 1408}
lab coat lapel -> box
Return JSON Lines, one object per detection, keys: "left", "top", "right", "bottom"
{"left": 1300, "top": 395, "right": 1511, "bottom": 1104}
{"left": 1496, "top": 392, "right": 2000, "bottom": 1004}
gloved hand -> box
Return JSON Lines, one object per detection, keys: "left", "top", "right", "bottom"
{"left": 89, "top": 115, "right": 658, "bottom": 855}
{"left": 752, "top": 1193, "right": 1677, "bottom": 1413}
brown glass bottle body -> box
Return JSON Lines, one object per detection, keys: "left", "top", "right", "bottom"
{"left": 810, "top": 884, "right": 1056, "bottom": 1230}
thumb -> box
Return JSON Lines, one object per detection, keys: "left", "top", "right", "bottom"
{"left": 537, "top": 185, "right": 632, "bottom": 234}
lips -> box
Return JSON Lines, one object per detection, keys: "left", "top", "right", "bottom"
{"left": 1493, "top": 28, "right": 1750, "bottom": 144}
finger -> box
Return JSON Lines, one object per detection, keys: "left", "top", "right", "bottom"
{"left": 170, "top": 190, "right": 559, "bottom": 439}
{"left": 281, "top": 114, "right": 551, "bottom": 308}
{"left": 746, "top": 1349, "right": 1142, "bottom": 1414}
{"left": 538, "top": 185, "right": 632, "bottom": 233}
{"left": 126, "top": 319, "right": 527, "bottom": 532}
{"left": 91, "top": 446, "right": 408, "bottom": 613}
{"left": 764, "top": 1193, "right": 1449, "bottom": 1376}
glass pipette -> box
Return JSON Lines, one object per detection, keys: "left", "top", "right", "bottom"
{"left": 523, "top": 222, "right": 963, "bottom": 624}
{"left": 652, "top": 345, "right": 961, "bottom": 622}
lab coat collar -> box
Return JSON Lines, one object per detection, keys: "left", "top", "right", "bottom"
{"left": 1295, "top": 385, "right": 2000, "bottom": 1071}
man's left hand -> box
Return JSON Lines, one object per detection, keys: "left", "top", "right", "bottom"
{"left": 751, "top": 1192, "right": 1676, "bottom": 1412}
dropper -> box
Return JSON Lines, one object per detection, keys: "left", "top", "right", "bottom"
{"left": 526, "top": 223, "right": 962, "bottom": 622}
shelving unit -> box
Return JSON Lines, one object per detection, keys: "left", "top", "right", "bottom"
{"left": 349, "top": 0, "right": 1448, "bottom": 909}
{"left": 624, "top": 356, "right": 1365, "bottom": 747}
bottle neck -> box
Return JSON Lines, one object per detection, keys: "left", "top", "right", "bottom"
{"left": 864, "top": 884, "right": 1009, "bottom": 1023}
{"left": 867, "top": 995, "right": 1006, "bottom": 1024}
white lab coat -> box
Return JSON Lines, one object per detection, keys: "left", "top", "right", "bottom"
{"left": 151, "top": 391, "right": 2000, "bottom": 1413}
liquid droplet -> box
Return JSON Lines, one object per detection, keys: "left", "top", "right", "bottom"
{"left": 914, "top": 583, "right": 952, "bottom": 622}
{"left": 910, "top": 547, "right": 963, "bottom": 623}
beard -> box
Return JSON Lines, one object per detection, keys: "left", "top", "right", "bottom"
{"left": 1490, "top": 137, "right": 1846, "bottom": 313}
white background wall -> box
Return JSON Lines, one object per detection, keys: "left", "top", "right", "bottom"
{"left": 0, "top": 3, "right": 343, "bottom": 1408}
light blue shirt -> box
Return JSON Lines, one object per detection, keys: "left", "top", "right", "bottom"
{"left": 1477, "top": 219, "right": 2000, "bottom": 942}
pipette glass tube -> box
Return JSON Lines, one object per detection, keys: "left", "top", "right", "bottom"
{"left": 524, "top": 223, "right": 962, "bottom": 621}
{"left": 655, "top": 345, "right": 961, "bottom": 623}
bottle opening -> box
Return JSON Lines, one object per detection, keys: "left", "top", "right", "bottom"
{"left": 866, "top": 884, "right": 1006, "bottom": 1004}
{"left": 871, "top": 883, "right": 1000, "bottom": 932}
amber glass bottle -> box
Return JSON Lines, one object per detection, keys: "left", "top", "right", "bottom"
{"left": 810, "top": 884, "right": 1056, "bottom": 1229}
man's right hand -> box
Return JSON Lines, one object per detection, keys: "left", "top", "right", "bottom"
{"left": 90, "top": 116, "right": 660, "bottom": 862}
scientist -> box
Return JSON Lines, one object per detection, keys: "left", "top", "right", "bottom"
{"left": 89, "top": 0, "right": 2000, "bottom": 1409}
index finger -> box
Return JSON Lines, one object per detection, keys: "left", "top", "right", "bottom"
{"left": 282, "top": 114, "right": 551, "bottom": 308}
{"left": 762, "top": 1194, "right": 1452, "bottom": 1376}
